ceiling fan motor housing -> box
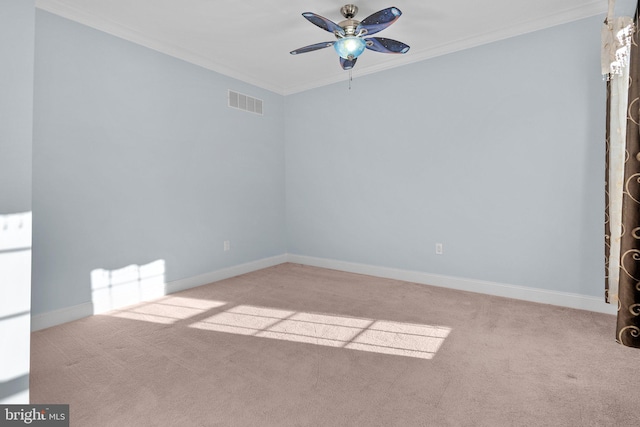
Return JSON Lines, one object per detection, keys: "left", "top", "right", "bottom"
{"left": 290, "top": 4, "right": 409, "bottom": 70}
{"left": 337, "top": 19, "right": 360, "bottom": 36}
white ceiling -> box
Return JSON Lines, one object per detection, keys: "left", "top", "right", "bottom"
{"left": 35, "top": 0, "right": 633, "bottom": 95}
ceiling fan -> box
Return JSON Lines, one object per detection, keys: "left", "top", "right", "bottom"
{"left": 290, "top": 4, "right": 410, "bottom": 70}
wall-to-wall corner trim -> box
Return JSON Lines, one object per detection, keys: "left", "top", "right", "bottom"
{"left": 30, "top": 254, "right": 288, "bottom": 331}
{"left": 285, "top": 254, "right": 617, "bottom": 315}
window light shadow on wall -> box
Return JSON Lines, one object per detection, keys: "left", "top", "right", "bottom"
{"left": 91, "top": 260, "right": 167, "bottom": 314}
{"left": 0, "top": 212, "right": 32, "bottom": 403}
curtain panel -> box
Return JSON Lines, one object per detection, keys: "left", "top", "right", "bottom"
{"left": 605, "top": 4, "right": 640, "bottom": 348}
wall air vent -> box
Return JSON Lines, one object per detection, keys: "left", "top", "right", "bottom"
{"left": 228, "top": 90, "right": 263, "bottom": 115}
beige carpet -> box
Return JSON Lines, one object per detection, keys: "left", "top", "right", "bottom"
{"left": 31, "top": 263, "right": 640, "bottom": 426}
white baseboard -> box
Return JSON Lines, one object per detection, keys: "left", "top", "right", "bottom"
{"left": 30, "top": 252, "right": 616, "bottom": 331}
{"left": 286, "top": 254, "right": 617, "bottom": 315}
{"left": 30, "top": 302, "right": 94, "bottom": 332}
{"left": 31, "top": 254, "right": 288, "bottom": 331}
{"left": 164, "top": 254, "right": 287, "bottom": 294}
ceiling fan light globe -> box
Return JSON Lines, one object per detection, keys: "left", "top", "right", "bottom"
{"left": 333, "top": 36, "right": 366, "bottom": 59}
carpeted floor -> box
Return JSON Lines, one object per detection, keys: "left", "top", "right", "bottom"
{"left": 30, "top": 263, "right": 640, "bottom": 426}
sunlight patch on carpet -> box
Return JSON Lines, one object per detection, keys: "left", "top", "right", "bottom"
{"left": 106, "top": 296, "right": 227, "bottom": 324}
{"left": 190, "top": 305, "right": 451, "bottom": 359}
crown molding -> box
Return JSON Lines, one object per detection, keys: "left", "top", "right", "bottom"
{"left": 36, "top": 0, "right": 606, "bottom": 96}
{"left": 35, "top": 0, "right": 287, "bottom": 95}
{"left": 283, "top": 1, "right": 607, "bottom": 94}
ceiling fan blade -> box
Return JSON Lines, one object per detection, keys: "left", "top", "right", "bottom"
{"left": 290, "top": 41, "right": 335, "bottom": 55}
{"left": 302, "top": 12, "right": 345, "bottom": 36}
{"left": 340, "top": 57, "right": 357, "bottom": 70}
{"left": 365, "top": 37, "right": 410, "bottom": 54}
{"left": 356, "top": 7, "right": 402, "bottom": 36}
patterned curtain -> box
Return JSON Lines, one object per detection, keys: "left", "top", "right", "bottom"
{"left": 605, "top": 3, "right": 640, "bottom": 348}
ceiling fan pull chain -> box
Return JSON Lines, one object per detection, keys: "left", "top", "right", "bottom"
{"left": 349, "top": 69, "right": 352, "bottom": 90}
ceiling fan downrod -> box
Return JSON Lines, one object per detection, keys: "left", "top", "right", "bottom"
{"left": 337, "top": 4, "right": 362, "bottom": 37}
{"left": 340, "top": 4, "right": 358, "bottom": 19}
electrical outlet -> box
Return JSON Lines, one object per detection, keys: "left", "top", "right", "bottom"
{"left": 224, "top": 240, "right": 230, "bottom": 251}
{"left": 435, "top": 243, "right": 443, "bottom": 255}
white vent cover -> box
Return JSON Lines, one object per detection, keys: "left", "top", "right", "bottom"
{"left": 228, "top": 90, "right": 263, "bottom": 115}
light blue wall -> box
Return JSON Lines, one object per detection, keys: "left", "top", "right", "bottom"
{"left": 0, "top": 0, "right": 34, "bottom": 404}
{"left": 0, "top": 0, "right": 34, "bottom": 212}
{"left": 32, "top": 11, "right": 286, "bottom": 316}
{"left": 285, "top": 16, "right": 605, "bottom": 297}
{"left": 31, "top": 11, "right": 609, "bottom": 318}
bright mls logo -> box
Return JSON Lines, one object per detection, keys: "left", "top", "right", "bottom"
{"left": 1, "top": 405, "right": 68, "bottom": 426}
